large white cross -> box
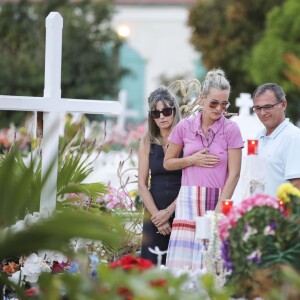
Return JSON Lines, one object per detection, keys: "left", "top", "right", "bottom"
{"left": 0, "top": 12, "right": 121, "bottom": 215}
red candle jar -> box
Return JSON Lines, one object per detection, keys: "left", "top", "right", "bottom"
{"left": 222, "top": 199, "right": 233, "bottom": 216}
{"left": 247, "top": 139, "right": 258, "bottom": 155}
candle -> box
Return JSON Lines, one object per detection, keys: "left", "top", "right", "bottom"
{"left": 247, "top": 139, "right": 258, "bottom": 155}
{"left": 222, "top": 200, "right": 233, "bottom": 216}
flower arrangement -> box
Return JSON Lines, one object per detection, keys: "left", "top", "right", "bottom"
{"left": 104, "top": 255, "right": 231, "bottom": 300}
{"left": 100, "top": 255, "right": 166, "bottom": 300}
{"left": 220, "top": 190, "right": 300, "bottom": 299}
{"left": 219, "top": 194, "right": 282, "bottom": 241}
{"left": 1, "top": 213, "right": 73, "bottom": 298}
{"left": 0, "top": 211, "right": 121, "bottom": 299}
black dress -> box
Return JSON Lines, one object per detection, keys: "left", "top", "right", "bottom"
{"left": 141, "top": 143, "right": 182, "bottom": 265}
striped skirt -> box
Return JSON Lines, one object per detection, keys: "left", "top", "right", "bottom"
{"left": 166, "top": 186, "right": 220, "bottom": 271}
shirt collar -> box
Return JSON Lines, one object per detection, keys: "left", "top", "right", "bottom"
{"left": 258, "top": 118, "right": 290, "bottom": 140}
{"left": 194, "top": 112, "right": 225, "bottom": 136}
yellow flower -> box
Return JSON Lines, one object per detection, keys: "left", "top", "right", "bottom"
{"left": 129, "top": 190, "right": 137, "bottom": 198}
{"left": 277, "top": 183, "right": 300, "bottom": 203}
{"left": 19, "top": 126, "right": 27, "bottom": 134}
{"left": 31, "top": 138, "right": 42, "bottom": 149}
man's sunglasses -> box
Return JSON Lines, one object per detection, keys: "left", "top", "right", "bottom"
{"left": 150, "top": 106, "right": 174, "bottom": 119}
{"left": 208, "top": 100, "right": 230, "bottom": 110}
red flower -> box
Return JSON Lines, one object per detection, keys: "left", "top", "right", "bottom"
{"left": 51, "top": 261, "right": 70, "bottom": 273}
{"left": 108, "top": 255, "right": 166, "bottom": 299}
{"left": 150, "top": 279, "right": 168, "bottom": 287}
{"left": 25, "top": 287, "right": 39, "bottom": 297}
{"left": 118, "top": 287, "right": 133, "bottom": 300}
{"left": 109, "top": 255, "right": 154, "bottom": 272}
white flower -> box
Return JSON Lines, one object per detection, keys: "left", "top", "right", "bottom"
{"left": 38, "top": 250, "right": 68, "bottom": 264}
{"left": 21, "top": 253, "right": 51, "bottom": 283}
{"left": 70, "top": 238, "right": 91, "bottom": 252}
{"left": 243, "top": 225, "right": 258, "bottom": 242}
{"left": 263, "top": 225, "right": 275, "bottom": 236}
{"left": 246, "top": 249, "right": 262, "bottom": 263}
{"left": 9, "top": 270, "right": 24, "bottom": 285}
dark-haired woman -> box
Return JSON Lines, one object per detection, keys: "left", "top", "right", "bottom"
{"left": 138, "top": 86, "right": 182, "bottom": 265}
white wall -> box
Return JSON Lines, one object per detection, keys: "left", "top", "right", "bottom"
{"left": 112, "top": 5, "right": 199, "bottom": 115}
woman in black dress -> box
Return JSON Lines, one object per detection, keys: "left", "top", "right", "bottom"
{"left": 138, "top": 87, "right": 182, "bottom": 265}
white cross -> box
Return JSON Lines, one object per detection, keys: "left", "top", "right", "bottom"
{"left": 235, "top": 93, "right": 253, "bottom": 116}
{"left": 116, "top": 89, "right": 138, "bottom": 132}
{"left": 0, "top": 12, "right": 121, "bottom": 215}
{"left": 148, "top": 246, "right": 168, "bottom": 267}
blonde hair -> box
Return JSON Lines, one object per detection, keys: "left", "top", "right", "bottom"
{"left": 201, "top": 68, "right": 230, "bottom": 96}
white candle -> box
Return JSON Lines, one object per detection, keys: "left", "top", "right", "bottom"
{"left": 195, "top": 215, "right": 211, "bottom": 240}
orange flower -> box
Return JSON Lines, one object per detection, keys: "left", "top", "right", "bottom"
{"left": 3, "top": 262, "right": 19, "bottom": 275}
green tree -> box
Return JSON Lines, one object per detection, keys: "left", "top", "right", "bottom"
{"left": 0, "top": 0, "right": 126, "bottom": 127}
{"left": 247, "top": 0, "right": 300, "bottom": 122}
{"left": 188, "top": 0, "right": 284, "bottom": 110}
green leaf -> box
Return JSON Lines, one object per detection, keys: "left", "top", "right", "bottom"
{"left": 0, "top": 211, "right": 124, "bottom": 260}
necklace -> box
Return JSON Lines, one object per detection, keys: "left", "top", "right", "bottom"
{"left": 199, "top": 130, "right": 215, "bottom": 154}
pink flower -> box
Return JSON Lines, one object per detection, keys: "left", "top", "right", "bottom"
{"left": 219, "top": 194, "right": 283, "bottom": 241}
{"left": 106, "top": 200, "right": 120, "bottom": 210}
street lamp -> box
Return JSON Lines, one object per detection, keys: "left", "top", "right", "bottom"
{"left": 117, "top": 24, "right": 130, "bottom": 39}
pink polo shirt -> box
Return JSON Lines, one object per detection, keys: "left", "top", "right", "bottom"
{"left": 169, "top": 112, "right": 244, "bottom": 188}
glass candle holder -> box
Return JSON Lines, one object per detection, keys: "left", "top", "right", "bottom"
{"left": 247, "top": 139, "right": 258, "bottom": 155}
{"left": 222, "top": 199, "right": 233, "bottom": 216}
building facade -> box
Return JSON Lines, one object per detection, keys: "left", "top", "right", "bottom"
{"left": 113, "top": 0, "right": 204, "bottom": 122}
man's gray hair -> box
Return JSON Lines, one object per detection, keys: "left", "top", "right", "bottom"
{"left": 253, "top": 83, "right": 286, "bottom": 103}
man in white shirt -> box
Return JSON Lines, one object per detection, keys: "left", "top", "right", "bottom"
{"left": 252, "top": 83, "right": 300, "bottom": 197}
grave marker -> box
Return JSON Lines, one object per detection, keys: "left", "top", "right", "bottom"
{"left": 0, "top": 12, "right": 122, "bottom": 215}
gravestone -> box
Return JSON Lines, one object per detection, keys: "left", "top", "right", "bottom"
{"left": 0, "top": 12, "right": 122, "bottom": 215}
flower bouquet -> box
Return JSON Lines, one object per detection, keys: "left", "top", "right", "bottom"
{"left": 219, "top": 191, "right": 300, "bottom": 299}
{"left": 99, "top": 255, "right": 169, "bottom": 300}
{"left": 99, "top": 254, "right": 232, "bottom": 300}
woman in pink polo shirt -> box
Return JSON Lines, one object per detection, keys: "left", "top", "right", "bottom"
{"left": 159, "top": 69, "right": 243, "bottom": 270}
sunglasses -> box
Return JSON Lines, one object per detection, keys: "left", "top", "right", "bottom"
{"left": 150, "top": 106, "right": 174, "bottom": 119}
{"left": 208, "top": 100, "right": 230, "bottom": 110}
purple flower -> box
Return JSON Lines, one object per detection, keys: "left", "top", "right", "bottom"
{"left": 246, "top": 250, "right": 262, "bottom": 264}
{"left": 263, "top": 221, "right": 277, "bottom": 236}
{"left": 221, "top": 240, "right": 233, "bottom": 271}
{"left": 269, "top": 221, "right": 277, "bottom": 230}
